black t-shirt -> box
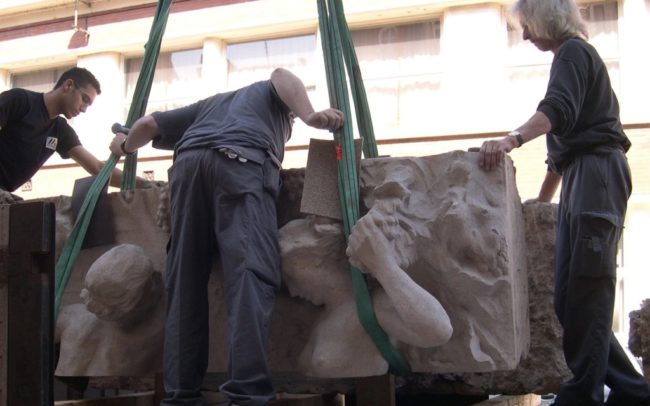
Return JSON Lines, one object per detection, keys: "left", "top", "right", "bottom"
{"left": 151, "top": 80, "right": 292, "bottom": 165}
{"left": 537, "top": 37, "right": 630, "bottom": 173}
{"left": 0, "top": 88, "right": 81, "bottom": 191}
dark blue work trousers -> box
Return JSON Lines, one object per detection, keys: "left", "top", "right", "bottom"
{"left": 554, "top": 148, "right": 650, "bottom": 406}
{"left": 161, "top": 148, "right": 281, "bottom": 406}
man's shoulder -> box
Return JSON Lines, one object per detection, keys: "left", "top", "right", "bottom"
{"left": 1, "top": 87, "right": 34, "bottom": 104}
{"left": 1, "top": 88, "right": 45, "bottom": 126}
{"left": 234, "top": 79, "right": 272, "bottom": 96}
{"left": 54, "top": 117, "right": 78, "bottom": 137}
{"left": 558, "top": 37, "right": 598, "bottom": 60}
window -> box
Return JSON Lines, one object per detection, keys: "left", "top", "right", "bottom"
{"left": 350, "top": 20, "right": 442, "bottom": 136}
{"left": 581, "top": 1, "right": 619, "bottom": 57}
{"left": 226, "top": 34, "right": 317, "bottom": 91}
{"left": 507, "top": 22, "right": 554, "bottom": 66}
{"left": 507, "top": 65, "right": 553, "bottom": 119}
{"left": 226, "top": 35, "right": 319, "bottom": 145}
{"left": 582, "top": 2, "right": 620, "bottom": 93}
{"left": 506, "top": 1, "right": 620, "bottom": 113}
{"left": 506, "top": 2, "right": 620, "bottom": 64}
{"left": 11, "top": 66, "right": 74, "bottom": 93}
{"left": 125, "top": 48, "right": 203, "bottom": 114}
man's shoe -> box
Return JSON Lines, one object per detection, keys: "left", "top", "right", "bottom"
{"left": 606, "top": 391, "right": 650, "bottom": 406}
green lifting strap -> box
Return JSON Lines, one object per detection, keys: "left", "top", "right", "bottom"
{"left": 53, "top": 0, "right": 173, "bottom": 317}
{"left": 120, "top": 0, "right": 172, "bottom": 191}
{"left": 317, "top": 0, "right": 412, "bottom": 375}
{"left": 328, "top": 0, "right": 378, "bottom": 160}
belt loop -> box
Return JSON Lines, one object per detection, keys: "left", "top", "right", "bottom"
{"left": 266, "top": 149, "right": 282, "bottom": 169}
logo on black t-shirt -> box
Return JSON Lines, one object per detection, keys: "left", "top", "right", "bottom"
{"left": 46, "top": 136, "right": 58, "bottom": 151}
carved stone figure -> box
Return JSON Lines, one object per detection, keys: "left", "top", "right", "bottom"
{"left": 55, "top": 244, "right": 165, "bottom": 376}
{"left": 280, "top": 215, "right": 452, "bottom": 377}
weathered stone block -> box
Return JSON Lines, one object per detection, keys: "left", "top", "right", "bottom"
{"left": 630, "top": 299, "right": 650, "bottom": 385}
{"left": 53, "top": 150, "right": 529, "bottom": 379}
{"left": 395, "top": 201, "right": 571, "bottom": 396}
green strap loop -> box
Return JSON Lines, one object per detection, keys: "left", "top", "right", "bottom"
{"left": 54, "top": 0, "right": 173, "bottom": 318}
{"left": 317, "top": 0, "right": 412, "bottom": 375}
{"left": 329, "top": 0, "right": 378, "bottom": 159}
{"left": 121, "top": 0, "right": 173, "bottom": 191}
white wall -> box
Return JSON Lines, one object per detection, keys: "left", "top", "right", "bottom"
{"left": 76, "top": 53, "right": 126, "bottom": 160}
{"left": 0, "top": 69, "right": 8, "bottom": 92}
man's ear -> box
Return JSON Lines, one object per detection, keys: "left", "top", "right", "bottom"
{"left": 63, "top": 79, "right": 75, "bottom": 92}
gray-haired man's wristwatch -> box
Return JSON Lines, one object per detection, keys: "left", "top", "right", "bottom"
{"left": 508, "top": 130, "right": 524, "bottom": 148}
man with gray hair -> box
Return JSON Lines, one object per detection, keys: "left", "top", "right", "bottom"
{"left": 478, "top": 0, "right": 650, "bottom": 404}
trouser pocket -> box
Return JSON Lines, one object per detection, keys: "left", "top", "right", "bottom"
{"left": 577, "top": 211, "right": 622, "bottom": 278}
{"left": 262, "top": 157, "right": 280, "bottom": 200}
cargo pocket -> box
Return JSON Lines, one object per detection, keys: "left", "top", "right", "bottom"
{"left": 262, "top": 157, "right": 281, "bottom": 200}
{"left": 577, "top": 211, "right": 622, "bottom": 278}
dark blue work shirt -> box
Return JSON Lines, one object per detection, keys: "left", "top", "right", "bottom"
{"left": 151, "top": 80, "right": 292, "bottom": 166}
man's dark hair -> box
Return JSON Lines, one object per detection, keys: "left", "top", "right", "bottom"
{"left": 54, "top": 67, "right": 101, "bottom": 94}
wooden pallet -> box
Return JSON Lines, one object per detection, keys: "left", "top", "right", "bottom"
{"left": 52, "top": 392, "right": 542, "bottom": 406}
{"left": 54, "top": 391, "right": 154, "bottom": 406}
{"left": 473, "top": 394, "right": 542, "bottom": 406}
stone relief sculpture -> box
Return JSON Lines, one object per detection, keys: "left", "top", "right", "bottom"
{"left": 49, "top": 151, "right": 529, "bottom": 379}
{"left": 280, "top": 153, "right": 528, "bottom": 376}
{"left": 347, "top": 154, "right": 527, "bottom": 373}
{"left": 55, "top": 243, "right": 165, "bottom": 376}
{"left": 280, "top": 215, "right": 453, "bottom": 377}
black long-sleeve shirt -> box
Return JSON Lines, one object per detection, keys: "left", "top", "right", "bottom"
{"left": 537, "top": 37, "right": 630, "bottom": 173}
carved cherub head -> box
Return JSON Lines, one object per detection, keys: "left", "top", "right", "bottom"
{"left": 280, "top": 216, "right": 352, "bottom": 306}
{"left": 80, "top": 244, "right": 163, "bottom": 324}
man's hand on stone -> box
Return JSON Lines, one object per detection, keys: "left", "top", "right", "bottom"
{"left": 0, "top": 189, "right": 23, "bottom": 204}
{"left": 304, "top": 108, "right": 344, "bottom": 132}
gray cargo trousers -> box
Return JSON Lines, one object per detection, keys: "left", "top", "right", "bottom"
{"left": 553, "top": 147, "right": 650, "bottom": 405}
{"left": 161, "top": 148, "right": 281, "bottom": 406}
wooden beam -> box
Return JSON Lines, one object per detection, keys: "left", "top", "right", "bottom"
{"left": 5, "top": 201, "right": 56, "bottom": 406}
{"left": 54, "top": 391, "right": 154, "bottom": 406}
{"left": 355, "top": 374, "right": 394, "bottom": 406}
{"left": 273, "top": 393, "right": 344, "bottom": 406}
{"left": 154, "top": 372, "right": 165, "bottom": 404}
{"left": 472, "top": 394, "right": 542, "bottom": 406}
{"left": 0, "top": 205, "right": 8, "bottom": 406}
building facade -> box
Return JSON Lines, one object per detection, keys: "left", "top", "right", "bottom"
{"left": 1, "top": 0, "right": 649, "bottom": 348}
